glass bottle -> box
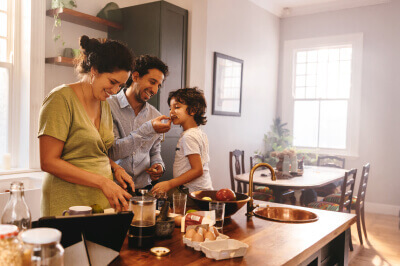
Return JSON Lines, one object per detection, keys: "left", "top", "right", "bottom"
{"left": 1, "top": 181, "right": 32, "bottom": 231}
{"left": 290, "top": 155, "right": 298, "bottom": 173}
{"left": 0, "top": 224, "right": 23, "bottom": 266}
{"left": 282, "top": 155, "right": 290, "bottom": 173}
{"left": 21, "top": 228, "right": 64, "bottom": 266}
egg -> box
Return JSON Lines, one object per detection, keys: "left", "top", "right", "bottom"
{"left": 185, "top": 228, "right": 196, "bottom": 239}
{"left": 209, "top": 226, "right": 219, "bottom": 237}
{"left": 192, "top": 232, "right": 204, "bottom": 242}
{"left": 204, "top": 231, "right": 216, "bottom": 241}
{"left": 174, "top": 215, "right": 183, "bottom": 227}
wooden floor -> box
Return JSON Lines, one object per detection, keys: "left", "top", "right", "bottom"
{"left": 349, "top": 212, "right": 400, "bottom": 266}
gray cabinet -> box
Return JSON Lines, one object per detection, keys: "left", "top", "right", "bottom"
{"left": 108, "top": 1, "right": 188, "bottom": 180}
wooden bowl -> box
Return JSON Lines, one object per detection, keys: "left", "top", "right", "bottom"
{"left": 188, "top": 190, "right": 250, "bottom": 218}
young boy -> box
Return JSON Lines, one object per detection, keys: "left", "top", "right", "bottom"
{"left": 151, "top": 87, "right": 213, "bottom": 194}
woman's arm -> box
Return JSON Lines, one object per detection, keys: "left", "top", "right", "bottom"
{"left": 39, "top": 135, "right": 131, "bottom": 211}
{"left": 151, "top": 154, "right": 203, "bottom": 193}
{"left": 109, "top": 158, "right": 135, "bottom": 190}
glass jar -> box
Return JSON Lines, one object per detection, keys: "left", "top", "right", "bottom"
{"left": 20, "top": 228, "right": 64, "bottom": 266}
{"left": 0, "top": 224, "right": 23, "bottom": 266}
{"left": 1, "top": 181, "right": 31, "bottom": 231}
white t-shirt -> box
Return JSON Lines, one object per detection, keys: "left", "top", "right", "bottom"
{"left": 173, "top": 127, "right": 213, "bottom": 193}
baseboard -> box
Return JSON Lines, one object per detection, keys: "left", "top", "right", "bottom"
{"left": 365, "top": 202, "right": 400, "bottom": 216}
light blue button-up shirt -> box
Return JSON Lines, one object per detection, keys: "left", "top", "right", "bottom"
{"left": 107, "top": 90, "right": 164, "bottom": 189}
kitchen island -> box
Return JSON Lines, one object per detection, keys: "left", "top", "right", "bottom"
{"left": 111, "top": 201, "right": 356, "bottom": 266}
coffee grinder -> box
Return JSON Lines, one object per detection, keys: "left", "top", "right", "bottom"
{"left": 128, "top": 196, "right": 156, "bottom": 248}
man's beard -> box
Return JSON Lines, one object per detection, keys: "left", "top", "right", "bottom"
{"left": 134, "top": 85, "right": 145, "bottom": 104}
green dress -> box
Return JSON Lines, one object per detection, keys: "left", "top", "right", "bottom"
{"left": 38, "top": 85, "right": 114, "bottom": 216}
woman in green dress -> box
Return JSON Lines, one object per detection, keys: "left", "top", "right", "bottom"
{"left": 38, "top": 35, "right": 135, "bottom": 216}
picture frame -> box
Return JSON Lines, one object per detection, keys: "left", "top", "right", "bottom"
{"left": 212, "top": 52, "right": 244, "bottom": 116}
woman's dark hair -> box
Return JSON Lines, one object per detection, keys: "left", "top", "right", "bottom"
{"left": 168, "top": 87, "right": 207, "bottom": 126}
{"left": 75, "top": 35, "right": 134, "bottom": 75}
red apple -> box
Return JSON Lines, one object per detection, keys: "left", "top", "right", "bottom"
{"left": 216, "top": 189, "right": 236, "bottom": 201}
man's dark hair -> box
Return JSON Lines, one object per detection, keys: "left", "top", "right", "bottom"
{"left": 133, "top": 54, "right": 169, "bottom": 77}
{"left": 125, "top": 55, "right": 169, "bottom": 88}
{"left": 168, "top": 87, "right": 207, "bottom": 126}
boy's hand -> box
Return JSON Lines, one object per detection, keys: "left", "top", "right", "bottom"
{"left": 146, "top": 163, "right": 163, "bottom": 181}
{"left": 151, "top": 115, "right": 171, "bottom": 133}
{"left": 151, "top": 181, "right": 172, "bottom": 194}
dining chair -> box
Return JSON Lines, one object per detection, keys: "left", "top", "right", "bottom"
{"left": 324, "top": 163, "right": 371, "bottom": 245}
{"left": 308, "top": 168, "right": 357, "bottom": 251}
{"left": 314, "top": 155, "right": 346, "bottom": 197}
{"left": 229, "top": 149, "right": 246, "bottom": 193}
{"left": 354, "top": 163, "right": 370, "bottom": 245}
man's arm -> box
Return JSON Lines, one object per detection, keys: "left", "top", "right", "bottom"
{"left": 108, "top": 116, "right": 171, "bottom": 161}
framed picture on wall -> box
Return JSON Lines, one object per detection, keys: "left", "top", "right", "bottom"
{"left": 212, "top": 52, "right": 244, "bottom": 116}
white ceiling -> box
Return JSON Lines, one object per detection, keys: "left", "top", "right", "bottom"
{"left": 249, "top": 0, "right": 391, "bottom": 17}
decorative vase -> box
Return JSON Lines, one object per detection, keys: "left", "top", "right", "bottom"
{"left": 276, "top": 157, "right": 284, "bottom": 171}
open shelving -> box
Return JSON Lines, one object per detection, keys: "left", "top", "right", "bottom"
{"left": 45, "top": 8, "right": 123, "bottom": 67}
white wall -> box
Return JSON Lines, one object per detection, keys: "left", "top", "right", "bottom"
{"left": 203, "top": 0, "right": 280, "bottom": 189}
{"left": 278, "top": 1, "right": 400, "bottom": 214}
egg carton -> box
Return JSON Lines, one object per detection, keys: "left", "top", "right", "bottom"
{"left": 199, "top": 239, "right": 249, "bottom": 260}
{"left": 183, "top": 234, "right": 229, "bottom": 251}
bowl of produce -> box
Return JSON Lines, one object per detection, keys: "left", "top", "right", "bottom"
{"left": 188, "top": 189, "right": 250, "bottom": 218}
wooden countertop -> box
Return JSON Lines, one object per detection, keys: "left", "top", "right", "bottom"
{"left": 111, "top": 202, "right": 356, "bottom": 266}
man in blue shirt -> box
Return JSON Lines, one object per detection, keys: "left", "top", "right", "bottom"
{"left": 108, "top": 55, "right": 171, "bottom": 191}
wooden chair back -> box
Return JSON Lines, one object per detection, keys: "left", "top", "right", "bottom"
{"left": 229, "top": 150, "right": 245, "bottom": 193}
{"left": 250, "top": 154, "right": 265, "bottom": 168}
{"left": 355, "top": 163, "right": 370, "bottom": 212}
{"left": 317, "top": 155, "right": 345, "bottom": 169}
{"left": 338, "top": 168, "right": 357, "bottom": 213}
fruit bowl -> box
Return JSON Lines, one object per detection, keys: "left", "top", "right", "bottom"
{"left": 188, "top": 190, "right": 250, "bottom": 218}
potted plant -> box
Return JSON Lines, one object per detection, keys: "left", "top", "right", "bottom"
{"left": 255, "top": 118, "right": 293, "bottom": 167}
{"left": 51, "top": 0, "right": 78, "bottom": 55}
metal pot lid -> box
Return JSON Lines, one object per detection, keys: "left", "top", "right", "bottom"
{"left": 130, "top": 196, "right": 156, "bottom": 206}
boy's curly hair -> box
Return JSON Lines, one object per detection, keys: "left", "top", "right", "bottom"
{"left": 168, "top": 87, "right": 207, "bottom": 126}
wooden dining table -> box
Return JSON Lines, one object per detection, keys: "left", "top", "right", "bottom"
{"left": 235, "top": 166, "right": 347, "bottom": 203}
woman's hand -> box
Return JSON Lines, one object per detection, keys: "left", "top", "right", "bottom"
{"left": 151, "top": 181, "right": 172, "bottom": 194}
{"left": 100, "top": 178, "right": 132, "bottom": 212}
{"left": 114, "top": 167, "right": 135, "bottom": 190}
{"left": 146, "top": 163, "right": 164, "bottom": 181}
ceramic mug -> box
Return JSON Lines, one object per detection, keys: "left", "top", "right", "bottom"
{"left": 62, "top": 206, "right": 92, "bottom": 216}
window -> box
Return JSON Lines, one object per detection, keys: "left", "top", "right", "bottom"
{"left": 0, "top": 0, "right": 44, "bottom": 173}
{"left": 0, "top": 0, "right": 13, "bottom": 162}
{"left": 281, "top": 34, "right": 363, "bottom": 156}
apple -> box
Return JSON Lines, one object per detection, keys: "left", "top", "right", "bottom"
{"left": 216, "top": 189, "right": 236, "bottom": 201}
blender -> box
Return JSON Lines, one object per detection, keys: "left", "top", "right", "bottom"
{"left": 128, "top": 196, "right": 156, "bottom": 248}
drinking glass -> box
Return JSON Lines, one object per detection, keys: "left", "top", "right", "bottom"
{"left": 209, "top": 202, "right": 225, "bottom": 232}
{"left": 172, "top": 193, "right": 187, "bottom": 215}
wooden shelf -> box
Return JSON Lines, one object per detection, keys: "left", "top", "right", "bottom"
{"left": 46, "top": 8, "right": 123, "bottom": 32}
{"left": 45, "top": 56, "right": 74, "bottom": 67}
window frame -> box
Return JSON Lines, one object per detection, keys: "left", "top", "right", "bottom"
{"left": 280, "top": 33, "right": 363, "bottom": 157}
{"left": 0, "top": 0, "right": 45, "bottom": 174}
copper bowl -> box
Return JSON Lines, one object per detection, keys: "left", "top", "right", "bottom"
{"left": 254, "top": 207, "right": 318, "bottom": 223}
{"left": 188, "top": 190, "right": 250, "bottom": 218}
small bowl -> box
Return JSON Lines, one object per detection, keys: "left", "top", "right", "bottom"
{"left": 188, "top": 190, "right": 250, "bottom": 218}
{"left": 155, "top": 218, "right": 175, "bottom": 238}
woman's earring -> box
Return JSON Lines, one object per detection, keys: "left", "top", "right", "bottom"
{"left": 90, "top": 74, "right": 94, "bottom": 85}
